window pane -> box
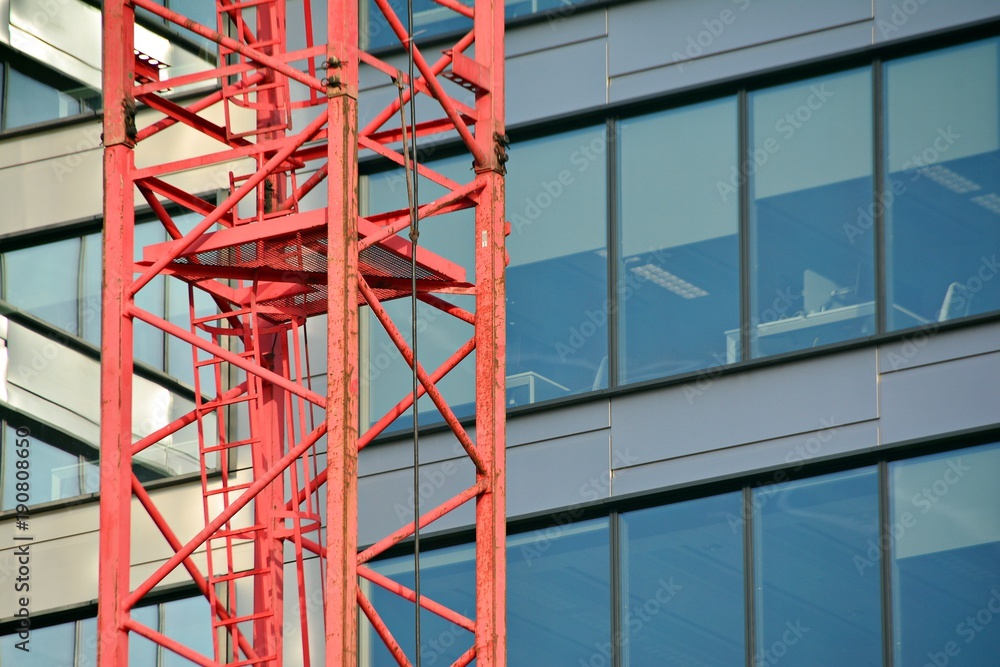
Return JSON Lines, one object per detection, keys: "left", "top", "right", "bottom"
{"left": 134, "top": 222, "right": 166, "bottom": 369}
{"left": 506, "top": 127, "right": 608, "bottom": 403}
{"left": 162, "top": 596, "right": 215, "bottom": 666}
{"left": 508, "top": 518, "right": 610, "bottom": 664}
{"left": 618, "top": 98, "right": 739, "bottom": 380}
{"left": 5, "top": 65, "right": 98, "bottom": 130}
{"left": 890, "top": 443, "right": 1000, "bottom": 666}
{"left": 620, "top": 493, "right": 744, "bottom": 665}
{"left": 361, "top": 0, "right": 594, "bottom": 51}
{"left": 0, "top": 620, "right": 75, "bottom": 666}
{"left": 363, "top": 157, "right": 476, "bottom": 430}
{"left": 365, "top": 545, "right": 476, "bottom": 666}
{"left": 80, "top": 616, "right": 98, "bottom": 664}
{"left": 2, "top": 424, "right": 88, "bottom": 508}
{"left": 129, "top": 604, "right": 160, "bottom": 665}
{"left": 749, "top": 69, "right": 875, "bottom": 358}
{"left": 3, "top": 236, "right": 81, "bottom": 331}
{"left": 82, "top": 231, "right": 103, "bottom": 346}
{"left": 884, "top": 38, "right": 1000, "bottom": 330}
{"left": 362, "top": 0, "right": 472, "bottom": 51}
{"left": 753, "top": 468, "right": 881, "bottom": 666}
{"left": 169, "top": 0, "right": 219, "bottom": 55}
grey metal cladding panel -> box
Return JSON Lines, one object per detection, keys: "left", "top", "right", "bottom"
{"left": 880, "top": 350, "right": 1000, "bottom": 444}
{"left": 878, "top": 321, "right": 1000, "bottom": 374}
{"left": 506, "top": 7, "right": 608, "bottom": 58}
{"left": 607, "top": 0, "right": 872, "bottom": 77}
{"left": 357, "top": 457, "right": 476, "bottom": 545}
{"left": 874, "top": 0, "right": 1000, "bottom": 42}
{"left": 507, "top": 398, "right": 610, "bottom": 446}
{"left": 358, "top": 427, "right": 474, "bottom": 477}
{"left": 7, "top": 322, "right": 101, "bottom": 423}
{"left": 0, "top": 532, "right": 100, "bottom": 617}
{"left": 506, "top": 38, "right": 607, "bottom": 127}
{"left": 609, "top": 21, "right": 873, "bottom": 104}
{"left": 610, "top": 348, "right": 878, "bottom": 467}
{"left": 358, "top": 398, "right": 609, "bottom": 477}
{"left": 507, "top": 428, "right": 611, "bottom": 519}
{"left": 612, "top": 420, "right": 877, "bottom": 497}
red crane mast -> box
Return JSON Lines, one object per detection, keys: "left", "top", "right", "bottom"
{"left": 97, "top": 1, "right": 507, "bottom": 664}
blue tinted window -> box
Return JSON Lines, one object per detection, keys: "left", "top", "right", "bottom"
{"left": 3, "top": 237, "right": 81, "bottom": 331}
{"left": 161, "top": 596, "right": 214, "bottom": 665}
{"left": 82, "top": 231, "right": 103, "bottom": 346}
{"left": 134, "top": 223, "right": 167, "bottom": 369}
{"left": 363, "top": 156, "right": 477, "bottom": 430}
{"left": 363, "top": 0, "right": 595, "bottom": 51}
{"left": 749, "top": 69, "right": 875, "bottom": 358}
{"left": 507, "top": 518, "right": 610, "bottom": 664}
{"left": 4, "top": 64, "right": 99, "bottom": 130}
{"left": 506, "top": 127, "right": 609, "bottom": 402}
{"left": 890, "top": 443, "right": 1000, "bottom": 666}
{"left": 753, "top": 467, "right": 882, "bottom": 666}
{"left": 0, "top": 620, "right": 75, "bottom": 666}
{"left": 884, "top": 38, "right": 1000, "bottom": 330}
{"left": 1, "top": 424, "right": 93, "bottom": 509}
{"left": 365, "top": 544, "right": 476, "bottom": 666}
{"left": 620, "top": 493, "right": 744, "bottom": 664}
{"left": 366, "top": 519, "right": 609, "bottom": 665}
{"left": 618, "top": 98, "right": 740, "bottom": 380}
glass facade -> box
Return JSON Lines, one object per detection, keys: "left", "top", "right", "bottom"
{"left": 619, "top": 492, "right": 744, "bottom": 664}
{"left": 0, "top": 596, "right": 212, "bottom": 666}
{"left": 0, "top": 211, "right": 213, "bottom": 380}
{"left": 359, "top": 441, "right": 1000, "bottom": 666}
{"left": 753, "top": 468, "right": 882, "bottom": 666}
{"left": 507, "top": 127, "right": 609, "bottom": 401}
{"left": 618, "top": 99, "right": 739, "bottom": 381}
{"left": 890, "top": 443, "right": 1000, "bottom": 667}
{"left": 0, "top": 421, "right": 99, "bottom": 511}
{"left": 884, "top": 39, "right": 1000, "bottom": 330}
{"left": 749, "top": 68, "right": 876, "bottom": 358}
{"left": 6, "top": 38, "right": 996, "bottom": 427}
{"left": 2, "top": 441, "right": 998, "bottom": 664}
{"left": 0, "top": 56, "right": 101, "bottom": 131}
{"left": 362, "top": 0, "right": 596, "bottom": 51}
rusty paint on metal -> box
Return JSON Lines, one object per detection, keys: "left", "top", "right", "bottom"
{"left": 99, "top": 1, "right": 505, "bottom": 665}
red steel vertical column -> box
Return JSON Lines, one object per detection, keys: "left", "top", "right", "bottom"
{"left": 324, "top": 0, "right": 360, "bottom": 661}
{"left": 98, "top": 2, "right": 135, "bottom": 667}
{"left": 473, "top": 0, "right": 507, "bottom": 664}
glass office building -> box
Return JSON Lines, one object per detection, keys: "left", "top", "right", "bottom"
{"left": 2, "top": 1, "right": 1000, "bottom": 665}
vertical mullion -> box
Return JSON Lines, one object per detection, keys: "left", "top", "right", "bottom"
{"left": 879, "top": 460, "right": 895, "bottom": 667}
{"left": 743, "top": 485, "right": 756, "bottom": 667}
{"left": 874, "top": 60, "right": 887, "bottom": 335}
{"left": 610, "top": 511, "right": 623, "bottom": 667}
{"left": 738, "top": 89, "right": 751, "bottom": 362}
{"left": 606, "top": 116, "right": 620, "bottom": 389}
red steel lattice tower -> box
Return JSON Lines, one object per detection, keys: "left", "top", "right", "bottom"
{"left": 97, "top": 1, "right": 506, "bottom": 665}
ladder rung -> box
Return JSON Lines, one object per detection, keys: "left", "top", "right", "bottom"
{"left": 205, "top": 525, "right": 265, "bottom": 542}
{"left": 203, "top": 438, "right": 259, "bottom": 454}
{"left": 194, "top": 351, "right": 256, "bottom": 369}
{"left": 198, "top": 393, "right": 259, "bottom": 411}
{"left": 207, "top": 567, "right": 271, "bottom": 584}
{"left": 193, "top": 308, "right": 253, "bottom": 325}
{"left": 213, "top": 610, "right": 273, "bottom": 627}
{"left": 204, "top": 482, "right": 255, "bottom": 496}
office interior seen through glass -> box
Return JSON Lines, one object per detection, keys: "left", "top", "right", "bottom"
{"left": 1, "top": 36, "right": 999, "bottom": 430}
